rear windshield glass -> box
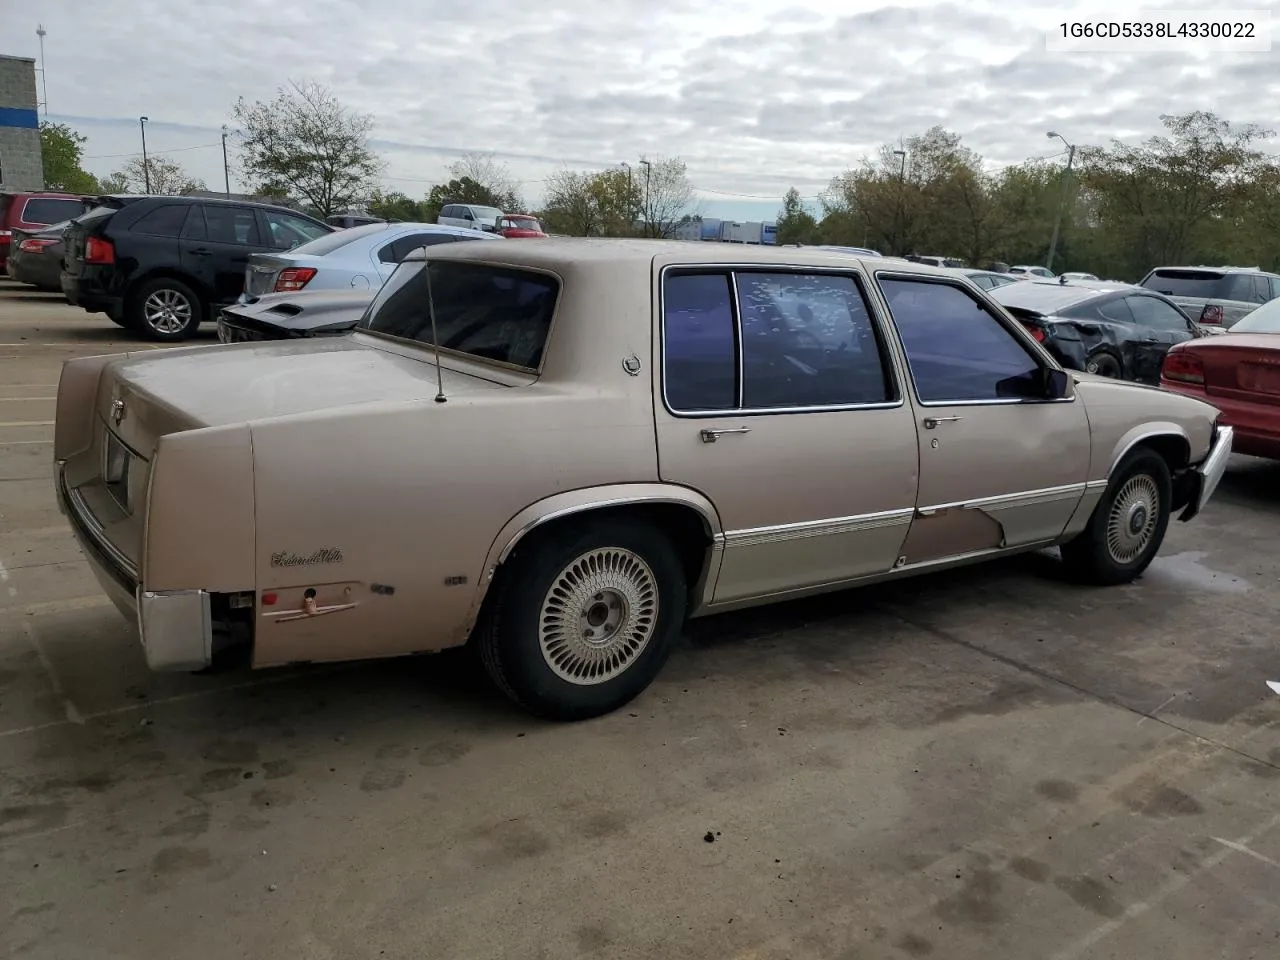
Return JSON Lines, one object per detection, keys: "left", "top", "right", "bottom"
{"left": 290, "top": 221, "right": 391, "bottom": 256}
{"left": 22, "top": 197, "right": 88, "bottom": 225}
{"left": 362, "top": 260, "right": 559, "bottom": 370}
{"left": 1141, "top": 269, "right": 1229, "bottom": 298}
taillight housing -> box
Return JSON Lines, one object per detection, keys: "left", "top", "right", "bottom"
{"left": 1019, "top": 320, "right": 1047, "bottom": 343}
{"left": 274, "top": 267, "right": 316, "bottom": 292}
{"left": 19, "top": 238, "right": 56, "bottom": 253}
{"left": 1199, "top": 304, "right": 1223, "bottom": 325}
{"left": 84, "top": 235, "right": 115, "bottom": 265}
{"left": 1162, "top": 351, "right": 1205, "bottom": 385}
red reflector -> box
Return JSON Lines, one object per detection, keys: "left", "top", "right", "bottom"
{"left": 274, "top": 267, "right": 317, "bottom": 292}
{"left": 84, "top": 235, "right": 115, "bottom": 265}
{"left": 261, "top": 592, "right": 278, "bottom": 606}
{"left": 1019, "top": 321, "right": 1046, "bottom": 342}
{"left": 18, "top": 238, "right": 56, "bottom": 253}
{"left": 1161, "top": 351, "right": 1205, "bottom": 385}
{"left": 1199, "top": 304, "right": 1223, "bottom": 325}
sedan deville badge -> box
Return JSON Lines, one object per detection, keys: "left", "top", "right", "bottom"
{"left": 270, "top": 548, "right": 343, "bottom": 568}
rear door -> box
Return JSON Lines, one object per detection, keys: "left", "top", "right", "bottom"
{"left": 179, "top": 204, "right": 261, "bottom": 305}
{"left": 1123, "top": 294, "right": 1199, "bottom": 383}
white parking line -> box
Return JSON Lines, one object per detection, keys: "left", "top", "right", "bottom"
{"left": 22, "top": 621, "right": 84, "bottom": 725}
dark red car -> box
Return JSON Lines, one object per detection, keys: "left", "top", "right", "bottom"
{"left": 0, "top": 191, "right": 90, "bottom": 275}
{"left": 497, "top": 214, "right": 547, "bottom": 239}
{"left": 1160, "top": 297, "right": 1280, "bottom": 460}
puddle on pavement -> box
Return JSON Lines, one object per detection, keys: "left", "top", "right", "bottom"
{"left": 1143, "top": 551, "right": 1251, "bottom": 594}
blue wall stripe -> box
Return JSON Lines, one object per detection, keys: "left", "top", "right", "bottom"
{"left": 0, "top": 107, "right": 39, "bottom": 130}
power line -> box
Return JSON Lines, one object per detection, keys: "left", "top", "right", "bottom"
{"left": 83, "top": 141, "right": 223, "bottom": 160}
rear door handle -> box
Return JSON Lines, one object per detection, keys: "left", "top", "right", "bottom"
{"left": 922, "top": 416, "right": 964, "bottom": 429}
{"left": 700, "top": 427, "right": 751, "bottom": 443}
{"left": 190, "top": 247, "right": 213, "bottom": 256}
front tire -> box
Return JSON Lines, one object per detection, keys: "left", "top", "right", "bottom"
{"left": 1085, "top": 351, "right": 1122, "bottom": 379}
{"left": 128, "top": 277, "right": 202, "bottom": 342}
{"left": 1060, "top": 447, "right": 1172, "bottom": 585}
{"left": 476, "top": 519, "right": 688, "bottom": 721}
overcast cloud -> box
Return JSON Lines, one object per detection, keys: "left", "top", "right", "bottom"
{"left": 2, "top": 0, "right": 1276, "bottom": 219}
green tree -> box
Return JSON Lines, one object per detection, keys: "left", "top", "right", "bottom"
{"left": 423, "top": 176, "right": 513, "bottom": 224}
{"left": 39, "top": 122, "right": 100, "bottom": 193}
{"left": 367, "top": 190, "right": 429, "bottom": 222}
{"left": 538, "top": 167, "right": 639, "bottom": 236}
{"left": 775, "top": 188, "right": 818, "bottom": 245}
{"left": 233, "top": 80, "right": 384, "bottom": 217}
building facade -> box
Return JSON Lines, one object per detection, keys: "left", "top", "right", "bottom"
{"left": 0, "top": 55, "right": 43, "bottom": 192}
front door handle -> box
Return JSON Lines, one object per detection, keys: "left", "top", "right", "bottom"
{"left": 700, "top": 427, "right": 751, "bottom": 443}
{"left": 922, "top": 416, "right": 964, "bottom": 429}
{"left": 190, "top": 247, "right": 213, "bottom": 256}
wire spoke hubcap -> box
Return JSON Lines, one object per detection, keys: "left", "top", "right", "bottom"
{"left": 1106, "top": 474, "right": 1160, "bottom": 564}
{"left": 143, "top": 289, "right": 193, "bottom": 334}
{"left": 538, "top": 547, "right": 659, "bottom": 686}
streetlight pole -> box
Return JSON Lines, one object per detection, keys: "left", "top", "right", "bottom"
{"left": 139, "top": 116, "right": 151, "bottom": 192}
{"left": 221, "top": 125, "right": 231, "bottom": 196}
{"left": 639, "top": 158, "right": 652, "bottom": 237}
{"left": 35, "top": 25, "right": 48, "bottom": 121}
{"left": 620, "top": 161, "right": 634, "bottom": 231}
{"left": 1045, "top": 131, "right": 1076, "bottom": 272}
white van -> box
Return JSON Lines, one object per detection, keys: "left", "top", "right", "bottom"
{"left": 436, "top": 203, "right": 504, "bottom": 233}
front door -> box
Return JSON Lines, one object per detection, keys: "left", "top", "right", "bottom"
{"left": 1123, "top": 293, "right": 1201, "bottom": 383}
{"left": 654, "top": 267, "right": 920, "bottom": 605}
{"left": 873, "top": 274, "right": 1090, "bottom": 567}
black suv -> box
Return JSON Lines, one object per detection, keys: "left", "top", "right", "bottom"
{"left": 61, "top": 195, "right": 332, "bottom": 341}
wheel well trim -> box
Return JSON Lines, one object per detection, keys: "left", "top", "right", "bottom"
{"left": 1107, "top": 423, "right": 1192, "bottom": 478}
{"left": 465, "top": 485, "right": 725, "bottom": 630}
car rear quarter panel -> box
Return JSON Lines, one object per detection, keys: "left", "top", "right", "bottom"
{"left": 1073, "top": 375, "right": 1218, "bottom": 477}
{"left": 245, "top": 261, "right": 662, "bottom": 666}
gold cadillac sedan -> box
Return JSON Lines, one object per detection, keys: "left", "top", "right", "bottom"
{"left": 53, "top": 239, "right": 1233, "bottom": 720}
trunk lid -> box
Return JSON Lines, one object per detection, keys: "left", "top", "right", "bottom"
{"left": 243, "top": 253, "right": 305, "bottom": 297}
{"left": 1191, "top": 335, "right": 1280, "bottom": 406}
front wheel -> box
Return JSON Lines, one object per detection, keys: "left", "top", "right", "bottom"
{"left": 1085, "top": 352, "right": 1122, "bottom": 379}
{"left": 476, "top": 519, "right": 688, "bottom": 721}
{"left": 1060, "top": 447, "right": 1172, "bottom": 585}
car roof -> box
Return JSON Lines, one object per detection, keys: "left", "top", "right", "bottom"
{"left": 95, "top": 193, "right": 327, "bottom": 220}
{"left": 988, "top": 280, "right": 1126, "bottom": 312}
{"left": 401, "top": 236, "right": 961, "bottom": 275}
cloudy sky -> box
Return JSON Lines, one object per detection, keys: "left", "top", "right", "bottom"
{"left": 2, "top": 0, "right": 1276, "bottom": 220}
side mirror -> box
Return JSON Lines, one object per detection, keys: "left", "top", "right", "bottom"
{"left": 1044, "top": 367, "right": 1071, "bottom": 399}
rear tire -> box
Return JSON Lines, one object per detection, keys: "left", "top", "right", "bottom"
{"left": 127, "top": 277, "right": 202, "bottom": 342}
{"left": 1060, "top": 447, "right": 1172, "bottom": 585}
{"left": 476, "top": 518, "right": 688, "bottom": 721}
{"left": 1085, "top": 351, "right": 1122, "bottom": 379}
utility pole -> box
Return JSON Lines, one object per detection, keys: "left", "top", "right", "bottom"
{"left": 639, "top": 158, "right": 652, "bottom": 237}
{"left": 893, "top": 148, "right": 907, "bottom": 255}
{"left": 221, "top": 125, "right": 231, "bottom": 196}
{"left": 1045, "top": 131, "right": 1076, "bottom": 272}
{"left": 139, "top": 116, "right": 151, "bottom": 192}
{"left": 35, "top": 25, "right": 48, "bottom": 121}
{"left": 621, "top": 161, "right": 634, "bottom": 232}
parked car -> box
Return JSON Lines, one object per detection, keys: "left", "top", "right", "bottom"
{"left": 497, "top": 215, "right": 547, "bottom": 238}
{"left": 989, "top": 279, "right": 1206, "bottom": 383}
{"left": 436, "top": 203, "right": 504, "bottom": 233}
{"left": 60, "top": 194, "right": 333, "bottom": 342}
{"left": 1061, "top": 272, "right": 1100, "bottom": 281}
{"left": 1138, "top": 265, "right": 1280, "bottom": 329}
{"left": 953, "top": 268, "right": 1019, "bottom": 291}
{"left": 217, "top": 290, "right": 375, "bottom": 343}
{"left": 1009, "top": 265, "right": 1056, "bottom": 279}
{"left": 53, "top": 241, "right": 1231, "bottom": 720}
{"left": 908, "top": 255, "right": 967, "bottom": 268}
{"left": 1160, "top": 295, "right": 1280, "bottom": 461}
{"left": 6, "top": 220, "right": 72, "bottom": 291}
{"left": 326, "top": 213, "right": 386, "bottom": 229}
{"left": 1, "top": 191, "right": 90, "bottom": 275}
{"left": 241, "top": 221, "right": 498, "bottom": 301}
{"left": 807, "top": 245, "right": 884, "bottom": 258}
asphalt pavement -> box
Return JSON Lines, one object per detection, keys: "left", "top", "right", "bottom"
{"left": 1, "top": 278, "right": 1278, "bottom": 960}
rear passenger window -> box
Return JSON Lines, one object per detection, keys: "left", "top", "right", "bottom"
{"left": 131, "top": 204, "right": 189, "bottom": 238}
{"left": 735, "top": 272, "right": 891, "bottom": 408}
{"left": 202, "top": 206, "right": 260, "bottom": 245}
{"left": 662, "top": 273, "right": 737, "bottom": 411}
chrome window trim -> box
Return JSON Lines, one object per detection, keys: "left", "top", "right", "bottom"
{"left": 727, "top": 270, "right": 745, "bottom": 408}
{"left": 870, "top": 270, "right": 1078, "bottom": 410}
{"left": 657, "top": 262, "right": 904, "bottom": 419}
{"left": 917, "top": 481, "right": 1087, "bottom": 515}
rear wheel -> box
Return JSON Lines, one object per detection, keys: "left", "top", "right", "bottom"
{"left": 1060, "top": 447, "right": 1172, "bottom": 585}
{"left": 1085, "top": 352, "right": 1122, "bottom": 379}
{"left": 476, "top": 518, "right": 687, "bottom": 720}
{"left": 128, "top": 277, "right": 202, "bottom": 342}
